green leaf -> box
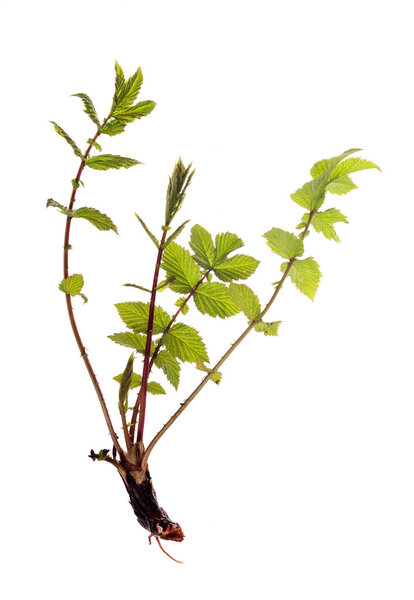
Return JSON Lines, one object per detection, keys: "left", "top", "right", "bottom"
{"left": 163, "top": 220, "right": 190, "bottom": 249}
{"left": 108, "top": 332, "right": 148, "bottom": 352}
{"left": 135, "top": 213, "right": 159, "bottom": 248}
{"left": 326, "top": 175, "right": 357, "bottom": 195}
{"left": 111, "top": 61, "right": 126, "bottom": 113}
{"left": 264, "top": 228, "right": 304, "bottom": 259}
{"left": 153, "top": 350, "right": 180, "bottom": 389}
{"left": 190, "top": 225, "right": 216, "bottom": 269}
{"left": 50, "top": 122, "right": 83, "bottom": 158}
{"left": 112, "top": 66, "right": 143, "bottom": 114}
{"left": 118, "top": 353, "right": 135, "bottom": 406}
{"left": 75, "top": 207, "right": 118, "bottom": 233}
{"left": 111, "top": 100, "right": 156, "bottom": 123}
{"left": 156, "top": 276, "right": 175, "bottom": 292}
{"left": 86, "top": 154, "right": 141, "bottom": 170}
{"left": 59, "top": 273, "right": 84, "bottom": 296}
{"left": 254, "top": 320, "right": 281, "bottom": 336}
{"left": 193, "top": 282, "right": 240, "bottom": 318}
{"left": 115, "top": 302, "right": 171, "bottom": 334}
{"left": 165, "top": 159, "right": 195, "bottom": 223}
{"left": 291, "top": 177, "right": 327, "bottom": 211}
{"left": 161, "top": 242, "right": 202, "bottom": 293}
{"left": 196, "top": 359, "right": 222, "bottom": 384}
{"left": 175, "top": 296, "right": 190, "bottom": 315}
{"left": 87, "top": 138, "right": 102, "bottom": 152}
{"left": 310, "top": 149, "right": 361, "bottom": 178}
{"left": 114, "top": 372, "right": 166, "bottom": 395}
{"left": 102, "top": 119, "right": 127, "bottom": 137}
{"left": 72, "top": 93, "right": 100, "bottom": 127}
{"left": 214, "top": 232, "right": 244, "bottom": 263}
{"left": 213, "top": 254, "right": 260, "bottom": 282}
{"left": 228, "top": 283, "right": 261, "bottom": 321}
{"left": 328, "top": 157, "right": 380, "bottom": 181}
{"left": 123, "top": 283, "right": 151, "bottom": 293}
{"left": 310, "top": 208, "right": 348, "bottom": 242}
{"left": 281, "top": 257, "right": 322, "bottom": 301}
{"left": 162, "top": 323, "right": 209, "bottom": 363}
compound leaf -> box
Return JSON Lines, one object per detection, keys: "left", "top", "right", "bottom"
{"left": 102, "top": 119, "right": 127, "bottom": 137}
{"left": 111, "top": 100, "right": 156, "bottom": 123}
{"left": 310, "top": 208, "right": 348, "bottom": 242}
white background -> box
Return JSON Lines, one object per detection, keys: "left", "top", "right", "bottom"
{"left": 1, "top": 0, "right": 413, "bottom": 598}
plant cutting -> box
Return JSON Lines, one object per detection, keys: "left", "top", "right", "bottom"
{"left": 48, "top": 62, "right": 380, "bottom": 562}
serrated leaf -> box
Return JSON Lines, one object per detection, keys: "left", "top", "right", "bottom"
{"left": 329, "top": 157, "right": 380, "bottom": 181}
{"left": 228, "top": 283, "right": 261, "bottom": 321}
{"left": 214, "top": 232, "right": 244, "bottom": 263}
{"left": 161, "top": 242, "right": 202, "bottom": 293}
{"left": 254, "top": 320, "right": 281, "bottom": 336}
{"left": 86, "top": 154, "right": 141, "bottom": 170}
{"left": 281, "top": 257, "right": 321, "bottom": 301}
{"left": 291, "top": 176, "right": 327, "bottom": 211}
{"left": 72, "top": 93, "right": 100, "bottom": 127}
{"left": 112, "top": 100, "right": 156, "bottom": 123}
{"left": 75, "top": 207, "right": 118, "bottom": 233}
{"left": 147, "top": 381, "right": 166, "bottom": 395}
{"left": 164, "top": 220, "right": 190, "bottom": 249}
{"left": 153, "top": 350, "right": 180, "bottom": 389}
{"left": 111, "top": 61, "right": 126, "bottom": 113}
{"left": 175, "top": 297, "right": 190, "bottom": 315}
{"left": 87, "top": 138, "right": 102, "bottom": 152}
{"left": 108, "top": 332, "right": 148, "bottom": 352}
{"left": 310, "top": 149, "right": 361, "bottom": 178}
{"left": 115, "top": 302, "right": 171, "bottom": 334}
{"left": 102, "top": 119, "right": 126, "bottom": 136}
{"left": 264, "top": 228, "right": 304, "bottom": 259}
{"left": 59, "top": 273, "right": 84, "bottom": 296}
{"left": 190, "top": 225, "right": 216, "bottom": 269}
{"left": 162, "top": 323, "right": 209, "bottom": 363}
{"left": 193, "top": 282, "right": 240, "bottom": 318}
{"left": 135, "top": 213, "right": 159, "bottom": 248}
{"left": 326, "top": 175, "right": 357, "bottom": 195}
{"left": 113, "top": 67, "right": 143, "bottom": 114}
{"left": 50, "top": 122, "right": 83, "bottom": 158}
{"left": 213, "top": 254, "right": 260, "bottom": 282}
{"left": 310, "top": 209, "right": 348, "bottom": 242}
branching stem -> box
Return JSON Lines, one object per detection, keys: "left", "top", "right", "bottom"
{"left": 141, "top": 211, "right": 315, "bottom": 467}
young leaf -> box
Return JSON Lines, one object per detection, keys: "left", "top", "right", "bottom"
{"left": 164, "top": 220, "right": 190, "bottom": 249}
{"left": 111, "top": 100, "right": 156, "bottom": 123}
{"left": 196, "top": 359, "right": 222, "bottom": 385}
{"left": 153, "top": 350, "right": 180, "bottom": 389}
{"left": 50, "top": 122, "right": 83, "bottom": 158}
{"left": 156, "top": 277, "right": 175, "bottom": 292}
{"left": 291, "top": 177, "right": 327, "bottom": 211}
{"left": 59, "top": 273, "right": 84, "bottom": 296}
{"left": 190, "top": 225, "right": 216, "bottom": 269}
{"left": 72, "top": 93, "right": 100, "bottom": 127}
{"left": 228, "top": 283, "right": 261, "bottom": 321}
{"left": 75, "top": 207, "right": 118, "bottom": 233}
{"left": 87, "top": 138, "right": 102, "bottom": 152}
{"left": 310, "top": 148, "right": 361, "bottom": 178}
{"left": 281, "top": 257, "right": 322, "bottom": 301}
{"left": 135, "top": 213, "right": 159, "bottom": 248}
{"left": 264, "top": 228, "right": 304, "bottom": 259}
{"left": 161, "top": 242, "right": 202, "bottom": 293}
{"left": 123, "top": 283, "right": 151, "bottom": 293}
{"left": 162, "top": 323, "right": 209, "bottom": 363}
{"left": 114, "top": 371, "right": 142, "bottom": 389}
{"left": 86, "top": 155, "right": 141, "bottom": 170}
{"left": 108, "top": 332, "right": 148, "bottom": 352}
{"left": 326, "top": 175, "right": 357, "bottom": 195}
{"left": 214, "top": 232, "right": 244, "bottom": 263}
{"left": 165, "top": 159, "right": 195, "bottom": 223}
{"left": 114, "top": 372, "right": 166, "bottom": 395}
{"left": 310, "top": 208, "right": 348, "bottom": 242}
{"left": 111, "top": 61, "right": 126, "bottom": 113}
{"left": 147, "top": 381, "right": 167, "bottom": 395}
{"left": 102, "top": 119, "right": 127, "bottom": 137}
{"left": 213, "top": 254, "right": 260, "bottom": 282}
{"left": 112, "top": 66, "right": 143, "bottom": 114}
{"left": 254, "top": 320, "right": 281, "bottom": 336}
{"left": 175, "top": 296, "right": 190, "bottom": 315}
{"left": 115, "top": 302, "right": 171, "bottom": 334}
{"left": 193, "top": 282, "right": 240, "bottom": 318}
{"left": 118, "top": 353, "right": 135, "bottom": 406}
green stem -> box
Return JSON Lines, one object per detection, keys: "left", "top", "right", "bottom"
{"left": 141, "top": 212, "right": 315, "bottom": 467}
